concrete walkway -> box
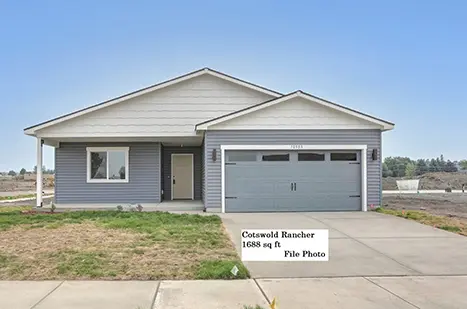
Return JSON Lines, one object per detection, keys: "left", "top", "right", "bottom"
{"left": 1, "top": 276, "right": 466, "bottom": 309}
{"left": 0, "top": 189, "right": 54, "bottom": 197}
{"left": 383, "top": 189, "right": 464, "bottom": 194}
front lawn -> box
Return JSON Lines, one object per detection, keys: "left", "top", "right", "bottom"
{"left": 0, "top": 209, "right": 248, "bottom": 280}
{"left": 375, "top": 208, "right": 467, "bottom": 236}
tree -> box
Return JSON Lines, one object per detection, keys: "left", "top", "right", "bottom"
{"left": 429, "top": 159, "right": 438, "bottom": 172}
{"left": 384, "top": 157, "right": 413, "bottom": 177}
{"left": 382, "top": 163, "right": 392, "bottom": 177}
{"left": 405, "top": 162, "right": 416, "bottom": 178}
{"left": 445, "top": 160, "right": 458, "bottom": 172}
{"left": 33, "top": 165, "right": 47, "bottom": 174}
{"left": 459, "top": 160, "right": 467, "bottom": 170}
{"left": 8, "top": 170, "right": 16, "bottom": 176}
{"left": 438, "top": 154, "right": 446, "bottom": 171}
{"left": 19, "top": 168, "right": 26, "bottom": 175}
{"left": 415, "top": 159, "right": 428, "bottom": 175}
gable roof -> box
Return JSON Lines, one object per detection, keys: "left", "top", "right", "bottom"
{"left": 196, "top": 90, "right": 395, "bottom": 131}
{"left": 24, "top": 68, "right": 282, "bottom": 135}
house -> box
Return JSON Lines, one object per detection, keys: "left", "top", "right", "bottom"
{"left": 24, "top": 68, "right": 394, "bottom": 213}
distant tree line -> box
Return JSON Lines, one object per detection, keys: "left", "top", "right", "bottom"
{"left": 383, "top": 155, "right": 467, "bottom": 178}
{"left": 6, "top": 165, "right": 54, "bottom": 177}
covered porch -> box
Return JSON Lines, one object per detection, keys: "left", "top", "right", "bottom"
{"left": 34, "top": 135, "right": 206, "bottom": 211}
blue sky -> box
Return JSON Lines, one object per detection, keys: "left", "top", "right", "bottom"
{"left": 1, "top": 0, "right": 466, "bottom": 171}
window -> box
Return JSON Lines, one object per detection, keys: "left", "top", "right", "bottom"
{"left": 330, "top": 152, "right": 357, "bottom": 161}
{"left": 262, "top": 154, "right": 290, "bottom": 161}
{"left": 87, "top": 147, "right": 129, "bottom": 182}
{"left": 227, "top": 152, "right": 257, "bottom": 162}
{"left": 298, "top": 152, "right": 325, "bottom": 161}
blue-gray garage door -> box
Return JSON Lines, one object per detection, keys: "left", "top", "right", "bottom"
{"left": 225, "top": 150, "right": 361, "bottom": 212}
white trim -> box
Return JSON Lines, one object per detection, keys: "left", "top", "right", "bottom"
{"left": 220, "top": 144, "right": 368, "bottom": 213}
{"left": 86, "top": 147, "right": 130, "bottom": 183}
{"left": 205, "top": 125, "right": 383, "bottom": 131}
{"left": 197, "top": 92, "right": 394, "bottom": 131}
{"left": 36, "top": 132, "right": 202, "bottom": 138}
{"left": 221, "top": 147, "right": 225, "bottom": 213}
{"left": 36, "top": 137, "right": 43, "bottom": 207}
{"left": 361, "top": 149, "right": 368, "bottom": 211}
{"left": 159, "top": 144, "right": 162, "bottom": 199}
{"left": 171, "top": 153, "right": 194, "bottom": 200}
{"left": 221, "top": 144, "right": 368, "bottom": 151}
{"left": 24, "top": 68, "right": 281, "bottom": 135}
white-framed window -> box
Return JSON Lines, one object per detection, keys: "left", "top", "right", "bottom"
{"left": 86, "top": 147, "right": 129, "bottom": 183}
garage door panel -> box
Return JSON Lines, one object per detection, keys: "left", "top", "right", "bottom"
{"left": 226, "top": 197, "right": 287, "bottom": 213}
{"left": 291, "top": 196, "right": 361, "bottom": 211}
{"left": 225, "top": 150, "right": 362, "bottom": 212}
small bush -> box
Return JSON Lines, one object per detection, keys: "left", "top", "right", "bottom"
{"left": 445, "top": 187, "right": 452, "bottom": 192}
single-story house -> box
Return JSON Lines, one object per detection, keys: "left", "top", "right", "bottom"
{"left": 24, "top": 68, "right": 394, "bottom": 213}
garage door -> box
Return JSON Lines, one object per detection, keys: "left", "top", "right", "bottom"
{"left": 225, "top": 150, "right": 361, "bottom": 212}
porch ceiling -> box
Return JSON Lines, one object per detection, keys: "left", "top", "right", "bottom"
{"left": 42, "top": 135, "right": 204, "bottom": 147}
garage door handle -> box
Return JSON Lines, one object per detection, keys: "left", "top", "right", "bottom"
{"left": 349, "top": 195, "right": 361, "bottom": 198}
{"left": 291, "top": 183, "right": 294, "bottom": 191}
{"left": 293, "top": 183, "right": 296, "bottom": 191}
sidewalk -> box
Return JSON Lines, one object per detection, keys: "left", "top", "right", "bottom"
{"left": 2, "top": 276, "right": 466, "bottom": 309}
{"left": 0, "top": 189, "right": 54, "bottom": 197}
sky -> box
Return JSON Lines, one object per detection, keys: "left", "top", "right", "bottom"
{"left": 1, "top": 0, "right": 466, "bottom": 171}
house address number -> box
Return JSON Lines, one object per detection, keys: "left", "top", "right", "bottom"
{"left": 290, "top": 145, "right": 303, "bottom": 149}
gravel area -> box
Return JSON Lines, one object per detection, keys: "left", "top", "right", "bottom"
{"left": 382, "top": 193, "right": 467, "bottom": 219}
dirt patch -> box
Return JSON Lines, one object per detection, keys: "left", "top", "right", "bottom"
{"left": 383, "top": 172, "right": 467, "bottom": 190}
{"left": 0, "top": 219, "right": 240, "bottom": 280}
{"left": 382, "top": 194, "right": 467, "bottom": 219}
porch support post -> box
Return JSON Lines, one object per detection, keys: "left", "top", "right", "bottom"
{"left": 36, "top": 137, "right": 43, "bottom": 207}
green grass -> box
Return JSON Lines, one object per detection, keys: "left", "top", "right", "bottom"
{"left": 243, "top": 306, "right": 267, "bottom": 309}
{"left": 375, "top": 208, "right": 467, "bottom": 236}
{"left": 0, "top": 209, "right": 248, "bottom": 280}
{"left": 55, "top": 251, "right": 117, "bottom": 278}
{"left": 196, "top": 260, "right": 249, "bottom": 279}
{"left": 0, "top": 194, "right": 36, "bottom": 201}
{"left": 0, "top": 206, "right": 32, "bottom": 213}
{"left": 438, "top": 225, "right": 461, "bottom": 232}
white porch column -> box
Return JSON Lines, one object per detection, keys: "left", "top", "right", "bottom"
{"left": 36, "top": 137, "right": 43, "bottom": 207}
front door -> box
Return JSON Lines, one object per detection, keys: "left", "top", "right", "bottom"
{"left": 171, "top": 154, "right": 194, "bottom": 200}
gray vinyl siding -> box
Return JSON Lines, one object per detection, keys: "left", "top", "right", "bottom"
{"left": 55, "top": 142, "right": 161, "bottom": 204}
{"left": 201, "top": 139, "right": 205, "bottom": 202}
{"left": 204, "top": 130, "right": 382, "bottom": 210}
{"left": 162, "top": 146, "right": 202, "bottom": 200}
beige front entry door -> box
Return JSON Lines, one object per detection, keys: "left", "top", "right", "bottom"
{"left": 171, "top": 154, "right": 194, "bottom": 199}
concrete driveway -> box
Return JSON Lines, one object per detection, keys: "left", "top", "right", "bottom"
{"left": 220, "top": 211, "right": 467, "bottom": 278}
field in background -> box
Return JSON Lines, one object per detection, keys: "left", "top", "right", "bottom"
{"left": 0, "top": 176, "right": 54, "bottom": 193}
{"left": 383, "top": 172, "right": 467, "bottom": 190}
{"left": 379, "top": 193, "right": 467, "bottom": 236}
{"left": 382, "top": 193, "right": 467, "bottom": 219}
